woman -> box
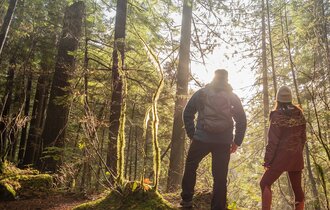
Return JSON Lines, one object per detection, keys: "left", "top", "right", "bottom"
{"left": 260, "top": 86, "right": 306, "bottom": 210}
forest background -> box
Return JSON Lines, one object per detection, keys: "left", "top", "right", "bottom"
{"left": 0, "top": 0, "right": 329, "bottom": 209}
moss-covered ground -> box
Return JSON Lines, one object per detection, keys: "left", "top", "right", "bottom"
{"left": 0, "top": 162, "right": 239, "bottom": 209}
{"left": 0, "top": 161, "right": 53, "bottom": 201}
{"left": 74, "top": 182, "right": 176, "bottom": 210}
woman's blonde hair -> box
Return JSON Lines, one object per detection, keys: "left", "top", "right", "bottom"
{"left": 274, "top": 101, "right": 302, "bottom": 115}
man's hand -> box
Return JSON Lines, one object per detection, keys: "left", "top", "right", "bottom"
{"left": 230, "top": 143, "right": 239, "bottom": 154}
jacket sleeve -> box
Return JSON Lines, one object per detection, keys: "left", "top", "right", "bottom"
{"left": 183, "top": 91, "right": 199, "bottom": 140}
{"left": 301, "top": 124, "right": 307, "bottom": 149}
{"left": 264, "top": 114, "right": 282, "bottom": 167}
{"left": 231, "top": 94, "right": 247, "bottom": 146}
{"left": 301, "top": 123, "right": 307, "bottom": 145}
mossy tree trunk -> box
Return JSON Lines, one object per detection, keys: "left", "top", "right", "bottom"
{"left": 167, "top": 0, "right": 193, "bottom": 192}
{"left": 39, "top": 1, "right": 85, "bottom": 172}
{"left": 106, "top": 0, "right": 128, "bottom": 185}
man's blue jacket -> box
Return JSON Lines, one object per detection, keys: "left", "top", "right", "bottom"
{"left": 183, "top": 82, "right": 247, "bottom": 146}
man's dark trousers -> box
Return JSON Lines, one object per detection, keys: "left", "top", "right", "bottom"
{"left": 181, "top": 140, "right": 231, "bottom": 210}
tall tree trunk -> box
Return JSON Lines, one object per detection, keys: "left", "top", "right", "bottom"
{"left": 133, "top": 127, "right": 138, "bottom": 180}
{"left": 39, "top": 1, "right": 85, "bottom": 172}
{"left": 167, "top": 0, "right": 193, "bottom": 192}
{"left": 17, "top": 71, "right": 32, "bottom": 164}
{"left": 95, "top": 127, "right": 106, "bottom": 192}
{"left": 23, "top": 71, "right": 49, "bottom": 165}
{"left": 0, "top": 56, "right": 15, "bottom": 160}
{"left": 261, "top": 0, "right": 270, "bottom": 144}
{"left": 0, "top": 0, "right": 18, "bottom": 56}
{"left": 17, "top": 39, "right": 36, "bottom": 165}
{"left": 106, "top": 0, "right": 127, "bottom": 185}
{"left": 265, "top": 0, "right": 277, "bottom": 97}
{"left": 283, "top": 7, "right": 321, "bottom": 209}
{"left": 125, "top": 102, "right": 135, "bottom": 180}
{"left": 23, "top": 1, "right": 63, "bottom": 166}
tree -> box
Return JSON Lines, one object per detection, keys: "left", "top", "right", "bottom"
{"left": 0, "top": 0, "right": 18, "bottom": 56}
{"left": 39, "top": 1, "right": 85, "bottom": 172}
{"left": 261, "top": 0, "right": 270, "bottom": 143}
{"left": 23, "top": 0, "right": 66, "bottom": 166}
{"left": 265, "top": 0, "right": 277, "bottom": 96}
{"left": 167, "top": 0, "right": 193, "bottom": 192}
{"left": 106, "top": 0, "right": 128, "bottom": 184}
{"left": 0, "top": 56, "right": 15, "bottom": 160}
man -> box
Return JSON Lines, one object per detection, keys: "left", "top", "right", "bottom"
{"left": 181, "top": 69, "right": 247, "bottom": 210}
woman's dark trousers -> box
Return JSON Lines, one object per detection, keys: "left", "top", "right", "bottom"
{"left": 181, "top": 140, "right": 231, "bottom": 210}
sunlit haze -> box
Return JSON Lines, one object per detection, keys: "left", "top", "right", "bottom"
{"left": 169, "top": 12, "right": 256, "bottom": 103}
{"left": 190, "top": 48, "right": 255, "bottom": 104}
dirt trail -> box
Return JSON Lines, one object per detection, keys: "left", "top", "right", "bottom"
{"left": 0, "top": 194, "right": 89, "bottom": 210}
{"left": 0, "top": 191, "right": 212, "bottom": 210}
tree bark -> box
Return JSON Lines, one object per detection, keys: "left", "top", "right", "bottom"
{"left": 23, "top": 71, "right": 49, "bottom": 165}
{"left": 0, "top": 0, "right": 18, "bottom": 56}
{"left": 133, "top": 126, "right": 138, "bottom": 180}
{"left": 125, "top": 103, "right": 135, "bottom": 180}
{"left": 17, "top": 71, "right": 32, "bottom": 164}
{"left": 167, "top": 0, "right": 193, "bottom": 192}
{"left": 0, "top": 56, "right": 15, "bottom": 160}
{"left": 261, "top": 0, "right": 270, "bottom": 144}
{"left": 25, "top": 1, "right": 68, "bottom": 167}
{"left": 106, "top": 0, "right": 127, "bottom": 185}
{"left": 265, "top": 0, "right": 277, "bottom": 97}
{"left": 39, "top": 1, "right": 85, "bottom": 172}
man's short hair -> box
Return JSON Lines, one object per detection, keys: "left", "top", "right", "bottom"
{"left": 214, "top": 69, "right": 228, "bottom": 81}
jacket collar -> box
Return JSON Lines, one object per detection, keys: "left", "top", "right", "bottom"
{"left": 207, "top": 80, "right": 233, "bottom": 92}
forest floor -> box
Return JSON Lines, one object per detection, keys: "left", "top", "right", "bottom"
{"left": 0, "top": 193, "right": 96, "bottom": 210}
{"left": 0, "top": 191, "right": 213, "bottom": 210}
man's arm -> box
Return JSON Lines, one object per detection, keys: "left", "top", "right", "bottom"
{"left": 231, "top": 94, "right": 247, "bottom": 146}
{"left": 183, "top": 91, "right": 199, "bottom": 140}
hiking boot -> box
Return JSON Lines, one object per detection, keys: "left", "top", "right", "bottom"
{"left": 180, "top": 200, "right": 193, "bottom": 208}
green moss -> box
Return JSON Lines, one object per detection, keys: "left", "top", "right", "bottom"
{"left": 0, "top": 161, "right": 40, "bottom": 180}
{"left": 74, "top": 182, "right": 176, "bottom": 210}
{"left": 0, "top": 182, "right": 16, "bottom": 201}
{"left": 0, "top": 162, "right": 53, "bottom": 200}
{"left": 16, "top": 174, "right": 53, "bottom": 198}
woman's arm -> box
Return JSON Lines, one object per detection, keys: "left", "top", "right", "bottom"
{"left": 263, "top": 114, "right": 282, "bottom": 167}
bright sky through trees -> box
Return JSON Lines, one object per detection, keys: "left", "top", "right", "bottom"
{"left": 191, "top": 49, "right": 255, "bottom": 102}
{"left": 170, "top": 8, "right": 256, "bottom": 102}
